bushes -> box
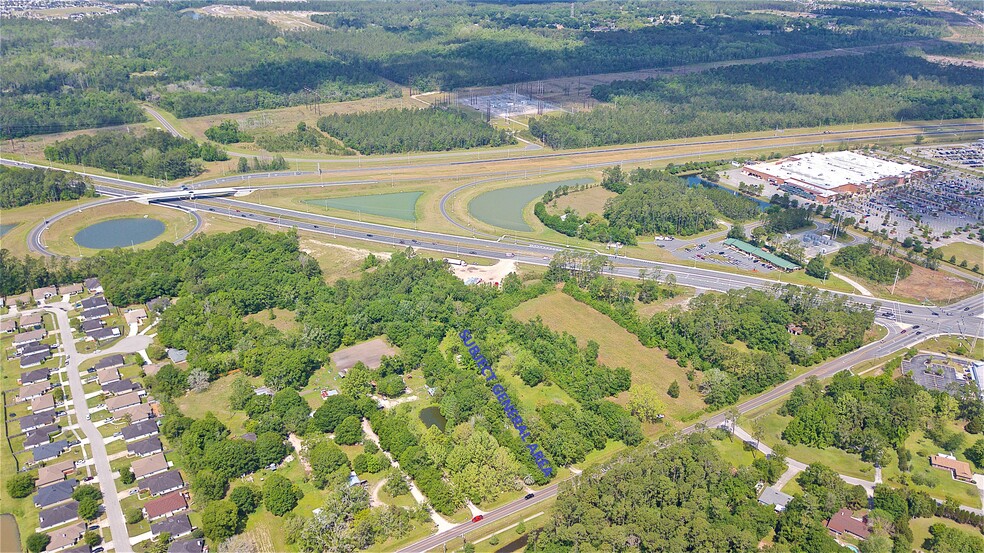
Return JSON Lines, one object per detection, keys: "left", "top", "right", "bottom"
{"left": 833, "top": 243, "right": 912, "bottom": 284}
{"left": 204, "top": 121, "right": 252, "bottom": 144}
{"left": 263, "top": 474, "right": 301, "bottom": 516}
{"left": 125, "top": 508, "right": 144, "bottom": 524}
{"left": 6, "top": 473, "right": 34, "bottom": 498}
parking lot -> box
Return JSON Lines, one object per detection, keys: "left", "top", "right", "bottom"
{"left": 667, "top": 238, "right": 778, "bottom": 273}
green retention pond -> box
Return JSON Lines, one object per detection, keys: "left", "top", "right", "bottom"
{"left": 468, "top": 178, "right": 594, "bottom": 232}
{"left": 303, "top": 191, "right": 422, "bottom": 221}
{"left": 74, "top": 217, "right": 165, "bottom": 249}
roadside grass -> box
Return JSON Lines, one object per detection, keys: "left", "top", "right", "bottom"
{"left": 939, "top": 242, "right": 984, "bottom": 268}
{"left": 916, "top": 335, "right": 984, "bottom": 361}
{"left": 423, "top": 499, "right": 554, "bottom": 553}
{"left": 838, "top": 260, "right": 979, "bottom": 305}
{"left": 710, "top": 431, "right": 760, "bottom": 468}
{"left": 42, "top": 202, "right": 198, "bottom": 258}
{"left": 509, "top": 291, "right": 706, "bottom": 428}
{"left": 0, "top": 199, "right": 102, "bottom": 258}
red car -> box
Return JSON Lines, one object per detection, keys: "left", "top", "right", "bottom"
{"left": 472, "top": 515, "right": 484, "bottom": 523}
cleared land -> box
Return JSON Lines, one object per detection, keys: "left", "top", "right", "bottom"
{"left": 42, "top": 201, "right": 198, "bottom": 257}
{"left": 509, "top": 291, "right": 706, "bottom": 426}
{"left": 940, "top": 241, "right": 984, "bottom": 268}
{"left": 857, "top": 261, "right": 979, "bottom": 304}
{"left": 910, "top": 517, "right": 984, "bottom": 550}
{"left": 330, "top": 337, "right": 399, "bottom": 372}
{"left": 243, "top": 308, "right": 300, "bottom": 333}
{"left": 550, "top": 186, "right": 616, "bottom": 215}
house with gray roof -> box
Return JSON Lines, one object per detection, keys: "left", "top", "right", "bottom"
{"left": 80, "top": 319, "right": 104, "bottom": 332}
{"left": 24, "top": 424, "right": 60, "bottom": 449}
{"left": 168, "top": 538, "right": 204, "bottom": 553}
{"left": 87, "top": 327, "right": 120, "bottom": 342}
{"left": 759, "top": 487, "right": 793, "bottom": 512}
{"left": 34, "top": 479, "right": 78, "bottom": 508}
{"left": 20, "top": 412, "right": 56, "bottom": 432}
{"left": 167, "top": 348, "right": 189, "bottom": 364}
{"left": 80, "top": 295, "right": 107, "bottom": 310}
{"left": 142, "top": 470, "right": 185, "bottom": 497}
{"left": 33, "top": 440, "right": 69, "bottom": 463}
{"left": 20, "top": 367, "right": 51, "bottom": 385}
{"left": 80, "top": 306, "right": 111, "bottom": 321}
{"left": 20, "top": 350, "right": 51, "bottom": 369}
{"left": 19, "top": 341, "right": 51, "bottom": 357}
{"left": 103, "top": 379, "right": 142, "bottom": 396}
{"left": 128, "top": 436, "right": 163, "bottom": 457}
{"left": 151, "top": 514, "right": 193, "bottom": 538}
{"left": 121, "top": 420, "right": 159, "bottom": 442}
{"left": 84, "top": 278, "right": 102, "bottom": 293}
{"left": 93, "top": 354, "right": 124, "bottom": 371}
{"left": 39, "top": 500, "right": 79, "bottom": 530}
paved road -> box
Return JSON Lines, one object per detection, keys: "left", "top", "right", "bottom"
{"left": 42, "top": 304, "right": 134, "bottom": 553}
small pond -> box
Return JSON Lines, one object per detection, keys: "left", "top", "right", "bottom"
{"left": 303, "top": 191, "right": 422, "bottom": 221}
{"left": 469, "top": 178, "right": 594, "bottom": 232}
{"left": 74, "top": 217, "right": 166, "bottom": 249}
{"left": 418, "top": 405, "right": 447, "bottom": 432}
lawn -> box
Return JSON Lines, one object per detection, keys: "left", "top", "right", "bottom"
{"left": 881, "top": 428, "right": 982, "bottom": 509}
{"left": 939, "top": 242, "right": 984, "bottom": 269}
{"left": 0, "top": 199, "right": 103, "bottom": 258}
{"left": 916, "top": 335, "right": 984, "bottom": 361}
{"left": 710, "top": 431, "right": 760, "bottom": 468}
{"left": 510, "top": 291, "right": 706, "bottom": 427}
{"left": 909, "top": 516, "right": 984, "bottom": 551}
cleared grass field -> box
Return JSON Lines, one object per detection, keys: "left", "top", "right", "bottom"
{"left": 243, "top": 308, "right": 300, "bottom": 333}
{"left": 173, "top": 373, "right": 253, "bottom": 433}
{"left": 550, "top": 186, "right": 617, "bottom": 215}
{"left": 940, "top": 241, "right": 984, "bottom": 267}
{"left": 302, "top": 191, "right": 422, "bottom": 221}
{"left": 509, "top": 291, "right": 706, "bottom": 426}
{"left": 910, "top": 517, "right": 984, "bottom": 551}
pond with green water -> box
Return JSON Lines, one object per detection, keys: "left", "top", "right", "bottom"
{"left": 468, "top": 178, "right": 594, "bottom": 232}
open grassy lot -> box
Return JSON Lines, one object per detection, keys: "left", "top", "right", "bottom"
{"left": 939, "top": 241, "right": 984, "bottom": 268}
{"left": 510, "top": 291, "right": 706, "bottom": 427}
{"left": 881, "top": 426, "right": 983, "bottom": 509}
{"left": 41, "top": 201, "right": 198, "bottom": 257}
{"left": 550, "top": 185, "right": 616, "bottom": 215}
{"left": 918, "top": 335, "right": 984, "bottom": 360}
{"left": 173, "top": 374, "right": 252, "bottom": 433}
{"left": 243, "top": 308, "right": 300, "bottom": 333}
{"left": 910, "top": 516, "right": 984, "bottom": 551}
{"left": 846, "top": 260, "right": 980, "bottom": 304}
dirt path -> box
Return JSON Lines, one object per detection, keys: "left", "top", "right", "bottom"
{"left": 370, "top": 477, "right": 388, "bottom": 508}
{"left": 288, "top": 433, "right": 312, "bottom": 475}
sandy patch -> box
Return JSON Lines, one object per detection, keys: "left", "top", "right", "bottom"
{"left": 450, "top": 259, "right": 518, "bottom": 286}
{"left": 301, "top": 239, "right": 392, "bottom": 261}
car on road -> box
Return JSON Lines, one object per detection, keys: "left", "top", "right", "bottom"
{"left": 524, "top": 493, "right": 535, "bottom": 500}
{"left": 87, "top": 525, "right": 99, "bottom": 531}
{"left": 506, "top": 253, "right": 515, "bottom": 257}
{"left": 965, "top": 307, "right": 972, "bottom": 311}
{"left": 366, "top": 234, "right": 373, "bottom": 237}
{"left": 85, "top": 414, "right": 90, "bottom": 421}
{"left": 469, "top": 250, "right": 476, "bottom": 254}
{"left": 905, "top": 310, "right": 913, "bottom": 314}
{"left": 472, "top": 515, "right": 484, "bottom": 523}
{"left": 912, "top": 325, "right": 920, "bottom": 329}
{"left": 92, "top": 548, "right": 104, "bottom": 553}
{"left": 313, "top": 225, "right": 318, "bottom": 228}
{"left": 399, "top": 240, "right": 405, "bottom": 244}
{"left": 542, "top": 256, "right": 549, "bottom": 260}
{"left": 900, "top": 329, "right": 907, "bottom": 334}
{"left": 931, "top": 312, "right": 939, "bottom": 316}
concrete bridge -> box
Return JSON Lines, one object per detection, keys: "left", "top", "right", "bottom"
{"left": 132, "top": 187, "right": 253, "bottom": 204}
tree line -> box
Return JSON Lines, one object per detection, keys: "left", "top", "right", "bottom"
{"left": 316, "top": 108, "right": 515, "bottom": 155}
{"left": 833, "top": 242, "right": 913, "bottom": 284}
{"left": 0, "top": 166, "right": 95, "bottom": 209}
{"left": 43, "top": 129, "right": 228, "bottom": 179}
{"left": 529, "top": 51, "right": 983, "bottom": 149}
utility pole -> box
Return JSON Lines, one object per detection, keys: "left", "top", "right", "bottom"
{"left": 891, "top": 266, "right": 901, "bottom": 295}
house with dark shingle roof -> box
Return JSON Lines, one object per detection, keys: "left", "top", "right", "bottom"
{"left": 151, "top": 513, "right": 193, "bottom": 538}
{"left": 20, "top": 367, "right": 51, "bottom": 385}
{"left": 128, "top": 436, "right": 163, "bottom": 457}
{"left": 103, "top": 379, "right": 142, "bottom": 396}
{"left": 93, "top": 354, "right": 124, "bottom": 371}
{"left": 20, "top": 412, "right": 56, "bottom": 432}
{"left": 86, "top": 327, "right": 120, "bottom": 342}
{"left": 19, "top": 341, "right": 50, "bottom": 356}
{"left": 39, "top": 500, "right": 79, "bottom": 530}
{"left": 20, "top": 350, "right": 51, "bottom": 369}
{"left": 33, "top": 440, "right": 70, "bottom": 463}
{"left": 60, "top": 543, "right": 91, "bottom": 553}
{"left": 168, "top": 537, "right": 204, "bottom": 553}
{"left": 80, "top": 295, "right": 107, "bottom": 310}
{"left": 80, "top": 319, "right": 104, "bottom": 332}
{"left": 80, "top": 306, "right": 111, "bottom": 321}
{"left": 25, "top": 424, "right": 60, "bottom": 449}
{"left": 121, "top": 420, "right": 159, "bottom": 442}
{"left": 144, "top": 491, "right": 188, "bottom": 520}
{"left": 142, "top": 470, "right": 185, "bottom": 497}
{"left": 34, "top": 479, "right": 78, "bottom": 508}
{"left": 84, "top": 278, "right": 102, "bottom": 293}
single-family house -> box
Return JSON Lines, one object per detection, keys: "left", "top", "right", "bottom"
{"left": 121, "top": 420, "right": 159, "bottom": 442}
{"left": 20, "top": 412, "right": 56, "bottom": 432}
{"left": 33, "top": 286, "right": 58, "bottom": 302}
{"left": 114, "top": 403, "right": 153, "bottom": 422}
{"left": 20, "top": 367, "right": 51, "bottom": 385}
{"left": 84, "top": 278, "right": 102, "bottom": 293}
{"left": 34, "top": 479, "right": 78, "bottom": 508}
{"left": 106, "top": 392, "right": 141, "bottom": 412}
{"left": 46, "top": 521, "right": 86, "bottom": 551}
{"left": 13, "top": 329, "right": 46, "bottom": 348}
{"left": 5, "top": 292, "right": 32, "bottom": 308}
{"left": 33, "top": 440, "right": 70, "bottom": 463}
{"left": 758, "top": 487, "right": 793, "bottom": 512}
{"left": 142, "top": 362, "right": 166, "bottom": 377}
{"left": 86, "top": 327, "right": 120, "bottom": 342}
{"left": 38, "top": 500, "right": 79, "bottom": 530}
{"left": 128, "top": 436, "right": 163, "bottom": 457}
{"left": 36, "top": 460, "right": 76, "bottom": 487}
{"left": 167, "top": 348, "right": 188, "bottom": 364}
{"left": 142, "top": 470, "right": 185, "bottom": 497}
{"left": 96, "top": 368, "right": 121, "bottom": 385}
{"left": 80, "top": 306, "right": 111, "bottom": 321}
{"left": 80, "top": 319, "right": 103, "bottom": 332}
{"left": 19, "top": 341, "right": 50, "bottom": 357}
{"left": 168, "top": 537, "right": 205, "bottom": 553}
{"left": 0, "top": 319, "right": 16, "bottom": 333}
{"left": 147, "top": 297, "right": 170, "bottom": 313}
{"left": 124, "top": 308, "right": 148, "bottom": 325}
{"left": 132, "top": 453, "right": 169, "bottom": 480}
{"left": 61, "top": 544, "right": 92, "bottom": 553}
{"left": 60, "top": 283, "right": 83, "bottom": 296}
{"left": 103, "top": 379, "right": 142, "bottom": 396}
{"left": 20, "top": 350, "right": 51, "bottom": 369}
{"left": 20, "top": 312, "right": 44, "bottom": 329}
{"left": 930, "top": 454, "right": 975, "bottom": 483}
{"left": 31, "top": 394, "right": 56, "bottom": 413}
{"left": 347, "top": 471, "right": 368, "bottom": 489}
{"left": 144, "top": 491, "right": 188, "bottom": 520}
{"left": 18, "top": 382, "right": 51, "bottom": 402}
{"left": 25, "top": 424, "right": 60, "bottom": 449}
{"left": 80, "top": 295, "right": 107, "bottom": 310}
{"left": 93, "top": 354, "right": 124, "bottom": 371}
{"left": 826, "top": 508, "right": 870, "bottom": 540}
{"left": 151, "top": 514, "right": 193, "bottom": 538}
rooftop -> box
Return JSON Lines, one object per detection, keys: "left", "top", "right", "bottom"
{"left": 745, "top": 151, "right": 927, "bottom": 191}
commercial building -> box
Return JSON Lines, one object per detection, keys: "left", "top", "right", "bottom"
{"left": 742, "top": 151, "right": 929, "bottom": 204}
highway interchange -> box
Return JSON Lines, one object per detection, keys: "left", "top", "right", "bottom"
{"left": 3, "top": 119, "right": 983, "bottom": 552}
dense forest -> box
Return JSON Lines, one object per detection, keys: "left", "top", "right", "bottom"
{"left": 530, "top": 51, "right": 984, "bottom": 148}
{"left": 43, "top": 130, "right": 227, "bottom": 179}
{"left": 317, "top": 108, "right": 515, "bottom": 154}
{"left": 833, "top": 242, "right": 913, "bottom": 284}
{"left": 1, "top": 2, "right": 956, "bottom": 137}
{"left": 0, "top": 166, "right": 94, "bottom": 209}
